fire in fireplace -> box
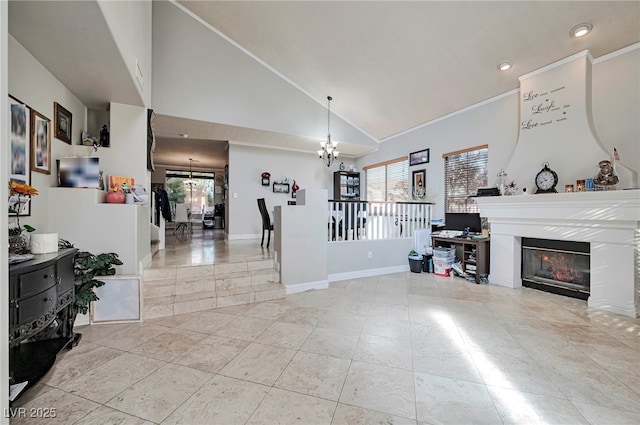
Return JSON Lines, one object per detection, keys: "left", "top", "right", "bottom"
{"left": 521, "top": 238, "right": 590, "bottom": 300}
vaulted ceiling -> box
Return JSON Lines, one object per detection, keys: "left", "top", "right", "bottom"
{"left": 179, "top": 0, "right": 640, "bottom": 141}
{"left": 8, "top": 1, "right": 640, "bottom": 170}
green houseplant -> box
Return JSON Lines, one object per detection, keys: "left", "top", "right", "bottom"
{"left": 59, "top": 239, "right": 123, "bottom": 315}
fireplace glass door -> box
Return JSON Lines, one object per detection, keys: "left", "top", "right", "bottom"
{"left": 521, "top": 238, "right": 590, "bottom": 300}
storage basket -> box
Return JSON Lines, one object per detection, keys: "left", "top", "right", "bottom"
{"left": 433, "top": 247, "right": 456, "bottom": 262}
{"left": 434, "top": 261, "right": 451, "bottom": 277}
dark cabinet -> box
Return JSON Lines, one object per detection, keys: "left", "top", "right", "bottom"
{"left": 431, "top": 236, "right": 490, "bottom": 284}
{"left": 9, "top": 248, "right": 78, "bottom": 403}
{"left": 333, "top": 171, "right": 360, "bottom": 200}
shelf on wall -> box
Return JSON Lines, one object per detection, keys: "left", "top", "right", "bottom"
{"left": 273, "top": 182, "right": 290, "bottom": 193}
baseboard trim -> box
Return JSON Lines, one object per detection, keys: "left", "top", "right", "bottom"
{"left": 588, "top": 299, "right": 639, "bottom": 318}
{"left": 284, "top": 280, "right": 329, "bottom": 294}
{"left": 328, "top": 265, "right": 410, "bottom": 282}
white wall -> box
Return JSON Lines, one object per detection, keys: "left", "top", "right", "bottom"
{"left": 99, "top": 102, "right": 149, "bottom": 188}
{"left": 151, "top": 1, "right": 376, "bottom": 149}
{"left": 97, "top": 0, "right": 152, "bottom": 107}
{"left": 328, "top": 239, "right": 413, "bottom": 279}
{"left": 227, "top": 143, "right": 334, "bottom": 237}
{"left": 356, "top": 46, "right": 640, "bottom": 221}
{"left": 591, "top": 47, "right": 640, "bottom": 173}
{"left": 8, "top": 35, "right": 86, "bottom": 233}
{"left": 275, "top": 189, "right": 329, "bottom": 292}
{"left": 9, "top": 38, "right": 151, "bottom": 270}
{"left": 357, "top": 93, "right": 519, "bottom": 220}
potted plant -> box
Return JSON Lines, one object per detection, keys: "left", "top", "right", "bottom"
{"left": 58, "top": 239, "right": 123, "bottom": 316}
{"left": 8, "top": 181, "right": 38, "bottom": 254}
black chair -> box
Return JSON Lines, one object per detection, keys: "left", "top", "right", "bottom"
{"left": 257, "top": 198, "right": 274, "bottom": 248}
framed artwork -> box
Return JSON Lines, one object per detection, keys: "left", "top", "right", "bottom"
{"left": 412, "top": 169, "right": 426, "bottom": 199}
{"left": 31, "top": 110, "right": 51, "bottom": 174}
{"left": 54, "top": 102, "right": 72, "bottom": 144}
{"left": 273, "top": 182, "right": 290, "bottom": 193}
{"left": 9, "top": 96, "right": 31, "bottom": 215}
{"left": 109, "top": 175, "right": 135, "bottom": 191}
{"left": 409, "top": 148, "right": 430, "bottom": 166}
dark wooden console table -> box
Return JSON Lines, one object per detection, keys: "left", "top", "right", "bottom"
{"left": 9, "top": 248, "right": 78, "bottom": 403}
{"left": 431, "top": 235, "right": 490, "bottom": 283}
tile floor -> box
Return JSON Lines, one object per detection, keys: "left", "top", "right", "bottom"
{"left": 150, "top": 228, "right": 274, "bottom": 268}
{"left": 12, "top": 271, "right": 640, "bottom": 424}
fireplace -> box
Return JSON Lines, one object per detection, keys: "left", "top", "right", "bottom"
{"left": 522, "top": 238, "right": 590, "bottom": 300}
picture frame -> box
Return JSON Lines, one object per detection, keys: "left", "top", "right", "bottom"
{"left": 409, "top": 148, "right": 430, "bottom": 166}
{"left": 9, "top": 95, "right": 31, "bottom": 216}
{"left": 273, "top": 182, "right": 290, "bottom": 193}
{"left": 412, "top": 169, "right": 426, "bottom": 199}
{"left": 54, "top": 102, "right": 72, "bottom": 144}
{"left": 31, "top": 110, "right": 51, "bottom": 174}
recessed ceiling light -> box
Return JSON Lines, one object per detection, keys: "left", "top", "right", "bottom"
{"left": 179, "top": 133, "right": 189, "bottom": 138}
{"left": 497, "top": 61, "right": 512, "bottom": 71}
{"left": 570, "top": 22, "right": 592, "bottom": 38}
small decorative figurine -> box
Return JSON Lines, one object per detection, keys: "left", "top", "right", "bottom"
{"left": 594, "top": 160, "right": 619, "bottom": 186}
{"left": 100, "top": 124, "right": 110, "bottom": 147}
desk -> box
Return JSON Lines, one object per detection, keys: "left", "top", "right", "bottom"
{"left": 431, "top": 235, "right": 490, "bottom": 284}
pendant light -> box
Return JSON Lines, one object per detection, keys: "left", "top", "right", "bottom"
{"left": 318, "top": 96, "right": 339, "bottom": 167}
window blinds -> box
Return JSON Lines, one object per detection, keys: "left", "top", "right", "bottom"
{"left": 365, "top": 158, "right": 409, "bottom": 201}
{"left": 387, "top": 160, "right": 409, "bottom": 201}
{"left": 444, "top": 146, "right": 488, "bottom": 213}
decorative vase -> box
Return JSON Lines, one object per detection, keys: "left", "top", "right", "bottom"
{"left": 106, "top": 190, "right": 126, "bottom": 204}
{"left": 495, "top": 169, "right": 508, "bottom": 195}
{"left": 9, "top": 232, "right": 29, "bottom": 254}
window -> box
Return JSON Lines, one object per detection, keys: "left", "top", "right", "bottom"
{"left": 365, "top": 158, "right": 409, "bottom": 201}
{"left": 165, "top": 170, "right": 215, "bottom": 213}
{"left": 443, "top": 145, "right": 488, "bottom": 213}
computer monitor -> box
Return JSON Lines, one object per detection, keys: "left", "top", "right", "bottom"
{"left": 444, "top": 212, "right": 482, "bottom": 233}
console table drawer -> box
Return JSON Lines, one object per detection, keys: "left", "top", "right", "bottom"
{"left": 19, "top": 265, "right": 57, "bottom": 299}
{"left": 16, "top": 286, "right": 57, "bottom": 326}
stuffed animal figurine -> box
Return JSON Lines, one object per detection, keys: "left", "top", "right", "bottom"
{"left": 594, "top": 159, "right": 619, "bottom": 186}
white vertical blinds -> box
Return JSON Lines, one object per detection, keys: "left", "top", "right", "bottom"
{"left": 444, "top": 146, "right": 488, "bottom": 213}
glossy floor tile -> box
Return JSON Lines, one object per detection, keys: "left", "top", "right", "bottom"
{"left": 10, "top": 234, "right": 640, "bottom": 425}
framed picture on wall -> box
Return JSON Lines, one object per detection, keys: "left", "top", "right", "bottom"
{"left": 409, "top": 148, "right": 430, "bottom": 166}
{"left": 54, "top": 102, "right": 72, "bottom": 144}
{"left": 412, "top": 169, "right": 426, "bottom": 200}
{"left": 31, "top": 110, "right": 51, "bottom": 174}
{"left": 9, "top": 95, "right": 31, "bottom": 216}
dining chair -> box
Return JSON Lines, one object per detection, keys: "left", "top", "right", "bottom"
{"left": 257, "top": 198, "right": 274, "bottom": 248}
{"left": 174, "top": 203, "right": 191, "bottom": 235}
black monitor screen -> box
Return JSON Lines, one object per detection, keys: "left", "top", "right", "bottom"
{"left": 445, "top": 212, "right": 482, "bottom": 233}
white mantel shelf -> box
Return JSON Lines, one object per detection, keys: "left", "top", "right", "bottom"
{"left": 474, "top": 190, "right": 639, "bottom": 318}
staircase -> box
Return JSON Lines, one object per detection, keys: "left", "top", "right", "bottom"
{"left": 143, "top": 258, "right": 285, "bottom": 319}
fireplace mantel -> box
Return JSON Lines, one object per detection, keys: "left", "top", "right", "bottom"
{"left": 474, "top": 190, "right": 639, "bottom": 317}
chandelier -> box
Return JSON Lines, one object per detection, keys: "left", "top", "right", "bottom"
{"left": 318, "top": 96, "right": 339, "bottom": 167}
{"left": 183, "top": 158, "right": 198, "bottom": 187}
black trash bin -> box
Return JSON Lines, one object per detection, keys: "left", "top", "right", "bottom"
{"left": 408, "top": 254, "right": 423, "bottom": 273}
{"left": 422, "top": 254, "right": 433, "bottom": 273}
